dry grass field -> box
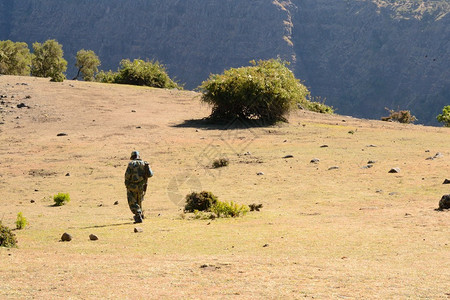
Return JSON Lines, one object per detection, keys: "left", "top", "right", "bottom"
{"left": 0, "top": 75, "right": 449, "bottom": 299}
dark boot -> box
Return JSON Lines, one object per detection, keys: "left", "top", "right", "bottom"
{"left": 133, "top": 213, "right": 143, "bottom": 223}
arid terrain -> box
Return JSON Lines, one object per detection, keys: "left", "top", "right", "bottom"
{"left": 0, "top": 75, "right": 449, "bottom": 299}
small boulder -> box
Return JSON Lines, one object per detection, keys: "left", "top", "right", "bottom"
{"left": 443, "top": 179, "right": 450, "bottom": 184}
{"left": 438, "top": 194, "right": 450, "bottom": 210}
{"left": 257, "top": 172, "right": 264, "bottom": 176}
{"left": 388, "top": 168, "right": 400, "bottom": 173}
{"left": 61, "top": 232, "right": 72, "bottom": 242}
{"left": 368, "top": 160, "right": 376, "bottom": 164}
{"left": 320, "top": 145, "right": 329, "bottom": 148}
{"left": 310, "top": 158, "right": 320, "bottom": 163}
{"left": 328, "top": 166, "right": 339, "bottom": 170}
{"left": 89, "top": 234, "right": 98, "bottom": 241}
{"left": 114, "top": 200, "right": 119, "bottom": 205}
{"left": 282, "top": 155, "right": 294, "bottom": 159}
{"left": 134, "top": 227, "right": 143, "bottom": 233}
{"left": 57, "top": 133, "right": 68, "bottom": 137}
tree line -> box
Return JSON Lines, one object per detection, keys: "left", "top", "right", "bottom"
{"left": 1, "top": 39, "right": 449, "bottom": 126}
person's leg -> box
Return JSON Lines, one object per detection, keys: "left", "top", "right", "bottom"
{"left": 127, "top": 189, "right": 142, "bottom": 223}
{"left": 137, "top": 189, "right": 145, "bottom": 218}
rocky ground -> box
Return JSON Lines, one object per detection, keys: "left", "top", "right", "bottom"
{"left": 0, "top": 75, "right": 449, "bottom": 299}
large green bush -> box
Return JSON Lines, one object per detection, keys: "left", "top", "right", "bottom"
{"left": 31, "top": 39, "right": 67, "bottom": 82}
{"left": 437, "top": 105, "right": 450, "bottom": 127}
{"left": 74, "top": 49, "right": 100, "bottom": 81}
{"left": 96, "top": 59, "right": 181, "bottom": 89}
{"left": 198, "top": 59, "right": 312, "bottom": 123}
{"left": 0, "top": 221, "right": 17, "bottom": 248}
{"left": 0, "top": 40, "right": 31, "bottom": 75}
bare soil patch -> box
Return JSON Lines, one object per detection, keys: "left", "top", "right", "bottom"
{"left": 0, "top": 75, "right": 449, "bottom": 299}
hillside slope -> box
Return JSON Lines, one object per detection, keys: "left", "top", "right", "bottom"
{"left": 0, "top": 76, "right": 449, "bottom": 298}
{"left": 0, "top": 0, "right": 448, "bottom": 124}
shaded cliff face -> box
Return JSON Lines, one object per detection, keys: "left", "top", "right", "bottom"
{"left": 0, "top": 0, "right": 448, "bottom": 124}
{"left": 1, "top": 0, "right": 294, "bottom": 89}
{"left": 291, "top": 0, "right": 450, "bottom": 124}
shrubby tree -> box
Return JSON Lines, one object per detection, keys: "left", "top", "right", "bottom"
{"left": 74, "top": 49, "right": 100, "bottom": 81}
{"left": 31, "top": 39, "right": 67, "bottom": 82}
{"left": 0, "top": 40, "right": 31, "bottom": 75}
{"left": 96, "top": 59, "right": 181, "bottom": 89}
{"left": 381, "top": 108, "right": 417, "bottom": 124}
{"left": 436, "top": 105, "right": 450, "bottom": 127}
{"left": 198, "top": 59, "right": 330, "bottom": 123}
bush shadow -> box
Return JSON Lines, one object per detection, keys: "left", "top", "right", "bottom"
{"left": 172, "top": 117, "right": 277, "bottom": 130}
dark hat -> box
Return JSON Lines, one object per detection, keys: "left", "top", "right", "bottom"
{"left": 130, "top": 150, "right": 140, "bottom": 159}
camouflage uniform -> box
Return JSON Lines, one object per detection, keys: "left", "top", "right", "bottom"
{"left": 124, "top": 151, "right": 153, "bottom": 222}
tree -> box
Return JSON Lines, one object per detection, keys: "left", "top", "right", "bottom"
{"left": 31, "top": 39, "right": 67, "bottom": 82}
{"left": 198, "top": 59, "right": 311, "bottom": 123}
{"left": 437, "top": 105, "right": 450, "bottom": 127}
{"left": 0, "top": 40, "right": 31, "bottom": 75}
{"left": 74, "top": 49, "right": 100, "bottom": 81}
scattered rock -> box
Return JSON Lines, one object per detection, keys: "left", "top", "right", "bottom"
{"left": 388, "top": 168, "right": 400, "bottom": 173}
{"left": 65, "top": 173, "right": 70, "bottom": 176}
{"left": 114, "top": 201, "right": 119, "bottom": 205}
{"left": 348, "top": 130, "right": 355, "bottom": 134}
{"left": 89, "top": 234, "right": 98, "bottom": 241}
{"left": 136, "top": 126, "right": 141, "bottom": 129}
{"left": 320, "top": 145, "right": 328, "bottom": 148}
{"left": 17, "top": 103, "right": 29, "bottom": 109}
{"left": 389, "top": 192, "right": 398, "bottom": 196}
{"left": 282, "top": 155, "right": 294, "bottom": 159}
{"left": 368, "top": 160, "right": 376, "bottom": 164}
{"left": 61, "top": 232, "right": 72, "bottom": 242}
{"left": 257, "top": 172, "right": 264, "bottom": 176}
{"left": 434, "top": 152, "right": 443, "bottom": 159}
{"left": 310, "top": 158, "right": 320, "bottom": 163}
{"left": 438, "top": 194, "right": 450, "bottom": 210}
{"left": 366, "top": 144, "right": 377, "bottom": 147}
{"left": 25, "top": 95, "right": 31, "bottom": 99}
{"left": 243, "top": 151, "right": 251, "bottom": 156}
{"left": 200, "top": 264, "right": 221, "bottom": 270}
{"left": 361, "top": 165, "right": 373, "bottom": 169}
{"left": 30, "top": 199, "right": 35, "bottom": 203}
{"left": 134, "top": 227, "right": 143, "bottom": 233}
{"left": 263, "top": 244, "right": 269, "bottom": 247}
{"left": 443, "top": 179, "right": 450, "bottom": 184}
{"left": 427, "top": 152, "right": 444, "bottom": 160}
{"left": 328, "top": 166, "right": 339, "bottom": 170}
{"left": 98, "top": 203, "right": 103, "bottom": 207}
{"left": 57, "top": 133, "right": 68, "bottom": 136}
{"left": 425, "top": 150, "right": 430, "bottom": 153}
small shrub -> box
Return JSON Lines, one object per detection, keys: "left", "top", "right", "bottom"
{"left": 212, "top": 158, "right": 229, "bottom": 168}
{"left": 381, "top": 108, "right": 417, "bottom": 124}
{"left": 436, "top": 105, "right": 450, "bottom": 127}
{"left": 15, "top": 212, "right": 28, "bottom": 230}
{"left": 53, "top": 193, "right": 70, "bottom": 206}
{"left": 184, "top": 191, "right": 218, "bottom": 212}
{"left": 95, "top": 70, "right": 118, "bottom": 83}
{"left": 96, "top": 59, "right": 181, "bottom": 89}
{"left": 0, "top": 221, "right": 17, "bottom": 248}
{"left": 303, "top": 96, "right": 334, "bottom": 114}
{"left": 211, "top": 201, "right": 249, "bottom": 218}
